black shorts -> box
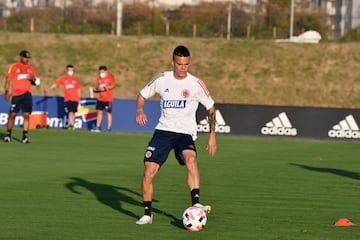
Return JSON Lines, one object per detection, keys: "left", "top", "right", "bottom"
{"left": 10, "top": 92, "right": 32, "bottom": 113}
{"left": 143, "top": 130, "right": 197, "bottom": 167}
{"left": 64, "top": 101, "right": 79, "bottom": 113}
{"left": 95, "top": 101, "right": 112, "bottom": 113}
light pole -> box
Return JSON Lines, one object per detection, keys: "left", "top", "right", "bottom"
{"left": 227, "top": 2, "right": 232, "bottom": 40}
{"left": 116, "top": 0, "right": 123, "bottom": 36}
{"left": 152, "top": 0, "right": 155, "bottom": 35}
{"left": 289, "top": 0, "right": 294, "bottom": 39}
{"left": 63, "top": 0, "right": 67, "bottom": 33}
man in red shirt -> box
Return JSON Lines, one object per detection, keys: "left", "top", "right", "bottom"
{"left": 45, "top": 65, "right": 81, "bottom": 130}
{"left": 91, "top": 66, "right": 116, "bottom": 132}
{"left": 4, "top": 50, "right": 40, "bottom": 143}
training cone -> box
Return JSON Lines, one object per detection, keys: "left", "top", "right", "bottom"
{"left": 334, "top": 218, "right": 356, "bottom": 227}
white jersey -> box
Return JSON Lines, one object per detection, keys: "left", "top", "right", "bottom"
{"left": 140, "top": 71, "right": 214, "bottom": 139}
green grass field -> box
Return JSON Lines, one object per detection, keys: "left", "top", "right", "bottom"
{"left": 1, "top": 128, "right": 359, "bottom": 240}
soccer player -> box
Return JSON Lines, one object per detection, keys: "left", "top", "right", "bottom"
{"left": 91, "top": 66, "right": 116, "bottom": 132}
{"left": 45, "top": 65, "right": 81, "bottom": 130}
{"left": 135, "top": 45, "right": 217, "bottom": 225}
{"left": 4, "top": 50, "right": 40, "bottom": 143}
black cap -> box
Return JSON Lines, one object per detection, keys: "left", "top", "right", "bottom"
{"left": 19, "top": 50, "right": 31, "bottom": 58}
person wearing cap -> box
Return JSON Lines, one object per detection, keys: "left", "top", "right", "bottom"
{"left": 44, "top": 65, "right": 81, "bottom": 130}
{"left": 91, "top": 66, "right": 116, "bottom": 132}
{"left": 3, "top": 50, "right": 41, "bottom": 143}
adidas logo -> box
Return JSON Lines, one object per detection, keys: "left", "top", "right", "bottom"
{"left": 261, "top": 112, "right": 297, "bottom": 136}
{"left": 197, "top": 110, "right": 231, "bottom": 133}
{"left": 328, "top": 115, "right": 360, "bottom": 139}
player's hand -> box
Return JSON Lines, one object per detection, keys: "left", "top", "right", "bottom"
{"left": 4, "top": 92, "right": 11, "bottom": 101}
{"left": 28, "top": 73, "right": 36, "bottom": 81}
{"left": 206, "top": 132, "right": 217, "bottom": 157}
{"left": 136, "top": 110, "right": 147, "bottom": 126}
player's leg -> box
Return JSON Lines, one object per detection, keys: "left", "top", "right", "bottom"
{"left": 6, "top": 112, "right": 16, "bottom": 130}
{"left": 91, "top": 109, "right": 102, "bottom": 132}
{"left": 22, "top": 112, "right": 30, "bottom": 143}
{"left": 68, "top": 111, "right": 75, "bottom": 129}
{"left": 105, "top": 102, "right": 112, "bottom": 131}
{"left": 142, "top": 162, "right": 159, "bottom": 201}
{"left": 183, "top": 153, "right": 211, "bottom": 213}
{"left": 4, "top": 95, "right": 21, "bottom": 142}
{"left": 95, "top": 110, "right": 102, "bottom": 128}
{"left": 91, "top": 101, "right": 103, "bottom": 132}
{"left": 177, "top": 135, "right": 211, "bottom": 213}
{"left": 21, "top": 93, "right": 32, "bottom": 143}
{"left": 136, "top": 130, "right": 172, "bottom": 225}
{"left": 66, "top": 101, "right": 76, "bottom": 129}
{"left": 182, "top": 150, "right": 201, "bottom": 204}
{"left": 4, "top": 112, "right": 16, "bottom": 142}
{"left": 135, "top": 161, "right": 159, "bottom": 224}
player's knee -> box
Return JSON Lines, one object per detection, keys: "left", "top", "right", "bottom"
{"left": 23, "top": 113, "right": 30, "bottom": 119}
{"left": 143, "top": 163, "right": 159, "bottom": 180}
{"left": 184, "top": 154, "right": 196, "bottom": 164}
{"left": 185, "top": 158, "right": 199, "bottom": 173}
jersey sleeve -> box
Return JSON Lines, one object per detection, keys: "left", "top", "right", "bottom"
{"left": 77, "top": 77, "right": 82, "bottom": 89}
{"left": 110, "top": 74, "right": 115, "bottom": 86}
{"left": 6, "top": 64, "right": 16, "bottom": 79}
{"left": 55, "top": 76, "right": 64, "bottom": 87}
{"left": 94, "top": 78, "right": 99, "bottom": 88}
{"left": 30, "top": 65, "right": 39, "bottom": 78}
{"left": 197, "top": 79, "right": 214, "bottom": 110}
{"left": 140, "top": 73, "right": 164, "bottom": 99}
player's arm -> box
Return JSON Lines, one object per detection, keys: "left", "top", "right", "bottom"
{"left": 206, "top": 106, "right": 217, "bottom": 156}
{"left": 29, "top": 72, "right": 41, "bottom": 86}
{"left": 101, "top": 85, "right": 114, "bottom": 91}
{"left": 104, "top": 80, "right": 115, "bottom": 91}
{"left": 44, "top": 83, "right": 57, "bottom": 94}
{"left": 27, "top": 67, "right": 38, "bottom": 85}
{"left": 96, "top": 75, "right": 116, "bottom": 92}
{"left": 136, "top": 93, "right": 148, "bottom": 126}
{"left": 93, "top": 79, "right": 101, "bottom": 93}
{"left": 4, "top": 76, "right": 11, "bottom": 101}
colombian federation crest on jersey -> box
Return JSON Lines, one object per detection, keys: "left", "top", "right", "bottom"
{"left": 182, "top": 89, "right": 189, "bottom": 98}
{"left": 145, "top": 151, "right": 152, "bottom": 158}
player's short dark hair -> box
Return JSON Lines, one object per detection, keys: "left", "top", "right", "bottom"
{"left": 173, "top": 45, "right": 190, "bottom": 60}
{"left": 99, "top": 65, "right": 107, "bottom": 71}
{"left": 66, "top": 64, "right": 74, "bottom": 68}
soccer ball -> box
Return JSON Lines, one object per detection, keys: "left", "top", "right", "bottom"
{"left": 182, "top": 206, "right": 207, "bottom": 231}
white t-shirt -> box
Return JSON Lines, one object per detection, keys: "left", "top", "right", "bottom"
{"left": 140, "top": 71, "right": 215, "bottom": 139}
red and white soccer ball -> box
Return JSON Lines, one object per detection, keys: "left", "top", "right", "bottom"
{"left": 182, "top": 206, "right": 207, "bottom": 231}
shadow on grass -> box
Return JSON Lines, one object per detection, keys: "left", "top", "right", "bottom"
{"left": 0, "top": 132, "right": 6, "bottom": 140}
{"left": 290, "top": 163, "right": 360, "bottom": 180}
{"left": 64, "top": 177, "right": 183, "bottom": 228}
{"left": 0, "top": 131, "right": 22, "bottom": 143}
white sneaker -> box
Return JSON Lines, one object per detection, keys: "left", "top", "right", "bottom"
{"left": 136, "top": 215, "right": 153, "bottom": 225}
{"left": 193, "top": 203, "right": 212, "bottom": 214}
{"left": 22, "top": 138, "right": 30, "bottom": 144}
{"left": 4, "top": 136, "right": 12, "bottom": 142}
{"left": 90, "top": 127, "right": 101, "bottom": 132}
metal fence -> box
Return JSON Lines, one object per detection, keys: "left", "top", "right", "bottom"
{"left": 0, "top": 1, "right": 354, "bottom": 40}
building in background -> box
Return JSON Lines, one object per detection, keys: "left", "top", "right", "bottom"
{"left": 310, "top": 0, "right": 360, "bottom": 37}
